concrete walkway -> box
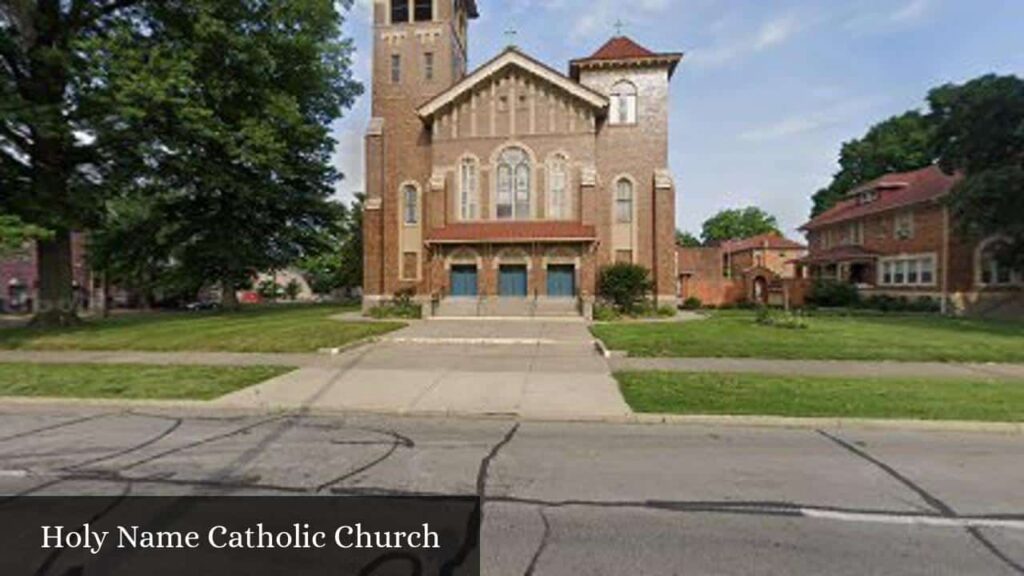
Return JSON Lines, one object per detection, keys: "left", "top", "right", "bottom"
{"left": 610, "top": 357, "right": 1024, "bottom": 380}
{"left": 213, "top": 320, "right": 632, "bottom": 420}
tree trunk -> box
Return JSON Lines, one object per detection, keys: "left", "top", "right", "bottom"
{"left": 221, "top": 279, "right": 239, "bottom": 310}
{"left": 30, "top": 229, "right": 80, "bottom": 327}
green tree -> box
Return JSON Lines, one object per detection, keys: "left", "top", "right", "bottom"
{"left": 701, "top": 207, "right": 780, "bottom": 245}
{"left": 597, "top": 263, "right": 653, "bottom": 315}
{"left": 85, "top": 0, "right": 362, "bottom": 309}
{"left": 0, "top": 213, "right": 49, "bottom": 256}
{"left": 930, "top": 74, "right": 1024, "bottom": 269}
{"left": 676, "top": 230, "right": 701, "bottom": 247}
{"left": 811, "top": 111, "right": 938, "bottom": 216}
{"left": 300, "top": 195, "right": 363, "bottom": 296}
{"left": 1, "top": 1, "right": 146, "bottom": 325}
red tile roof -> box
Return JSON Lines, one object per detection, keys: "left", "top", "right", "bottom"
{"left": 720, "top": 233, "right": 805, "bottom": 254}
{"left": 584, "top": 36, "right": 657, "bottom": 61}
{"left": 569, "top": 36, "right": 683, "bottom": 79}
{"left": 802, "top": 165, "right": 960, "bottom": 230}
{"left": 425, "top": 222, "right": 597, "bottom": 244}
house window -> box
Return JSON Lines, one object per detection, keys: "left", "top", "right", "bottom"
{"left": 414, "top": 0, "right": 433, "bottom": 21}
{"left": 403, "top": 185, "right": 418, "bottom": 225}
{"left": 879, "top": 255, "right": 937, "bottom": 287}
{"left": 391, "top": 0, "right": 409, "bottom": 24}
{"left": 402, "top": 252, "right": 418, "bottom": 281}
{"left": 979, "top": 239, "right": 1021, "bottom": 286}
{"left": 423, "top": 52, "right": 434, "bottom": 81}
{"left": 548, "top": 154, "right": 569, "bottom": 220}
{"left": 845, "top": 222, "right": 863, "bottom": 245}
{"left": 615, "top": 178, "right": 634, "bottom": 223}
{"left": 609, "top": 81, "right": 637, "bottom": 125}
{"left": 496, "top": 147, "right": 531, "bottom": 220}
{"left": 459, "top": 158, "right": 478, "bottom": 220}
{"left": 894, "top": 211, "right": 914, "bottom": 239}
{"left": 390, "top": 54, "right": 401, "bottom": 84}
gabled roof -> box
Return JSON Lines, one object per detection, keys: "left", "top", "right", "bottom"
{"left": 425, "top": 222, "right": 597, "bottom": 244}
{"left": 417, "top": 47, "right": 609, "bottom": 120}
{"left": 569, "top": 36, "right": 684, "bottom": 79}
{"left": 720, "top": 233, "right": 806, "bottom": 253}
{"left": 801, "top": 166, "right": 961, "bottom": 231}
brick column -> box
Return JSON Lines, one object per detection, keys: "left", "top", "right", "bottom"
{"left": 362, "top": 118, "right": 385, "bottom": 311}
{"left": 653, "top": 169, "right": 678, "bottom": 307}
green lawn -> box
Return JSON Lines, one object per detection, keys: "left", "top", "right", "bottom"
{"left": 0, "top": 305, "right": 404, "bottom": 353}
{"left": 0, "top": 363, "right": 290, "bottom": 400}
{"left": 593, "top": 311, "right": 1024, "bottom": 363}
{"left": 616, "top": 371, "right": 1024, "bottom": 422}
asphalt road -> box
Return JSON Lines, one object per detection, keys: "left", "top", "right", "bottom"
{"left": 0, "top": 406, "right": 1021, "bottom": 575}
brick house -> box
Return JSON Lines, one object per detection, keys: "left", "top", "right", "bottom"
{"left": 798, "top": 165, "right": 1023, "bottom": 315}
{"left": 677, "top": 233, "right": 807, "bottom": 307}
{"left": 0, "top": 233, "right": 91, "bottom": 313}
{"left": 362, "top": 0, "right": 682, "bottom": 315}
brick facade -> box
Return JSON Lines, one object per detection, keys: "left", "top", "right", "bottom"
{"left": 0, "top": 233, "right": 91, "bottom": 313}
{"left": 676, "top": 233, "right": 806, "bottom": 307}
{"left": 800, "top": 166, "right": 1023, "bottom": 316}
{"left": 362, "top": 1, "right": 682, "bottom": 311}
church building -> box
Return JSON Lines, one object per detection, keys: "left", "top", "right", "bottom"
{"left": 362, "top": 0, "right": 683, "bottom": 315}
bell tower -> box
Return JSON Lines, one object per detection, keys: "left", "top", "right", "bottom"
{"left": 363, "top": 1, "right": 479, "bottom": 306}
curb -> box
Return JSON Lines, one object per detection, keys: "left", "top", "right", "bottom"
{"left": 317, "top": 336, "right": 381, "bottom": 356}
{"left": 626, "top": 413, "right": 1024, "bottom": 434}
{"left": 2, "top": 397, "right": 1019, "bottom": 434}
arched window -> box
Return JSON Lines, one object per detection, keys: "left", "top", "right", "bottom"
{"left": 979, "top": 238, "right": 1021, "bottom": 286}
{"left": 547, "top": 154, "right": 569, "bottom": 220}
{"left": 609, "top": 81, "right": 637, "bottom": 125}
{"left": 496, "top": 147, "right": 531, "bottom": 220}
{"left": 615, "top": 178, "right": 634, "bottom": 223}
{"left": 459, "top": 157, "right": 478, "bottom": 220}
{"left": 403, "top": 184, "right": 418, "bottom": 225}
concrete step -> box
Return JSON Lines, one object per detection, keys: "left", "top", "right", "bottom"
{"left": 431, "top": 298, "right": 581, "bottom": 318}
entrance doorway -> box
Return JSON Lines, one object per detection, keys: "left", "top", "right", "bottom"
{"left": 546, "top": 265, "right": 576, "bottom": 297}
{"left": 450, "top": 265, "right": 478, "bottom": 297}
{"left": 498, "top": 265, "right": 528, "bottom": 297}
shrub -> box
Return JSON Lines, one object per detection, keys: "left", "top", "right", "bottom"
{"left": 597, "top": 263, "right": 653, "bottom": 314}
{"left": 657, "top": 304, "right": 677, "bottom": 317}
{"left": 256, "top": 279, "right": 283, "bottom": 300}
{"left": 284, "top": 279, "right": 301, "bottom": 301}
{"left": 808, "top": 280, "right": 860, "bottom": 308}
{"left": 681, "top": 296, "right": 702, "bottom": 310}
{"left": 593, "top": 303, "right": 621, "bottom": 322}
{"left": 755, "top": 307, "right": 809, "bottom": 330}
{"left": 367, "top": 288, "right": 421, "bottom": 319}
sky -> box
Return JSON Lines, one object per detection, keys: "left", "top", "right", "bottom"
{"left": 331, "top": 0, "right": 1024, "bottom": 239}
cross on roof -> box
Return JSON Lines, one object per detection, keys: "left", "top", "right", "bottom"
{"left": 614, "top": 19, "right": 626, "bottom": 36}
{"left": 504, "top": 26, "right": 517, "bottom": 46}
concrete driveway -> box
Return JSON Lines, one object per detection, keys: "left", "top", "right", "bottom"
{"left": 215, "top": 319, "right": 631, "bottom": 419}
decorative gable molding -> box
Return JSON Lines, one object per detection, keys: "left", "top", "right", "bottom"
{"left": 418, "top": 47, "right": 609, "bottom": 120}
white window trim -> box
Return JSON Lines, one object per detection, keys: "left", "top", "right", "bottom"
{"left": 546, "top": 153, "right": 571, "bottom": 221}
{"left": 877, "top": 253, "right": 938, "bottom": 287}
{"left": 894, "top": 211, "right": 915, "bottom": 240}
{"left": 458, "top": 156, "right": 479, "bottom": 221}
{"left": 401, "top": 183, "right": 420, "bottom": 227}
{"left": 609, "top": 80, "right": 638, "bottom": 126}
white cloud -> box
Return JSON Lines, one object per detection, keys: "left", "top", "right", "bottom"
{"left": 738, "top": 98, "right": 882, "bottom": 142}
{"left": 754, "top": 16, "right": 799, "bottom": 50}
{"left": 890, "top": 0, "right": 930, "bottom": 23}
{"left": 691, "top": 15, "right": 802, "bottom": 68}
{"left": 568, "top": 0, "right": 672, "bottom": 40}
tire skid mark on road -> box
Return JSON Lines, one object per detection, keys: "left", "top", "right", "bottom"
{"left": 0, "top": 412, "right": 115, "bottom": 443}
{"left": 817, "top": 429, "right": 1024, "bottom": 574}
{"left": 315, "top": 428, "right": 415, "bottom": 493}
{"left": 63, "top": 416, "right": 183, "bottom": 471}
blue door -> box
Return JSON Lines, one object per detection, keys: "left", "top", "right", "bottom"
{"left": 450, "top": 265, "right": 478, "bottom": 297}
{"left": 547, "top": 265, "right": 576, "bottom": 297}
{"left": 499, "top": 265, "right": 528, "bottom": 297}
